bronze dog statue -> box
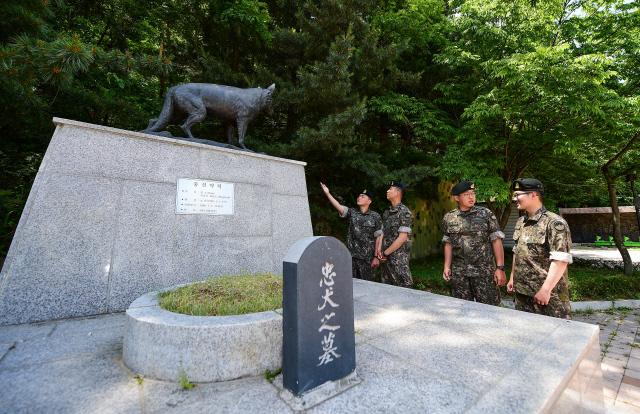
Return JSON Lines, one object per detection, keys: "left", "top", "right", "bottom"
{"left": 144, "top": 83, "right": 275, "bottom": 149}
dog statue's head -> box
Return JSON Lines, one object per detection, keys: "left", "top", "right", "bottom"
{"left": 262, "top": 84, "right": 275, "bottom": 115}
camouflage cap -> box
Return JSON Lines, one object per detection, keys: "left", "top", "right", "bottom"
{"left": 511, "top": 178, "right": 543, "bottom": 192}
{"left": 451, "top": 180, "right": 475, "bottom": 196}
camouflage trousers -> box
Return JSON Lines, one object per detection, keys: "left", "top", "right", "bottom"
{"left": 449, "top": 273, "right": 500, "bottom": 306}
{"left": 352, "top": 258, "right": 374, "bottom": 281}
{"left": 381, "top": 251, "right": 412, "bottom": 288}
{"left": 514, "top": 293, "right": 571, "bottom": 319}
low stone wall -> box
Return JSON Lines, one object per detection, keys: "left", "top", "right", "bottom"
{"left": 573, "top": 256, "right": 640, "bottom": 272}
{"left": 560, "top": 206, "right": 639, "bottom": 243}
{"left": 123, "top": 288, "right": 282, "bottom": 382}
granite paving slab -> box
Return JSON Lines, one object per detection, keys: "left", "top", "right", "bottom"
{"left": 0, "top": 341, "right": 14, "bottom": 361}
{"left": 0, "top": 279, "right": 606, "bottom": 413}
{"left": 574, "top": 307, "right": 640, "bottom": 411}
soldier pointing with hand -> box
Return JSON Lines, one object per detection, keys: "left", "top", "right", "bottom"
{"left": 320, "top": 183, "right": 383, "bottom": 281}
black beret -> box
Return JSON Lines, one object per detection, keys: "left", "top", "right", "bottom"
{"left": 512, "top": 178, "right": 544, "bottom": 192}
{"left": 389, "top": 180, "right": 405, "bottom": 191}
{"left": 451, "top": 181, "right": 475, "bottom": 196}
{"left": 359, "top": 189, "right": 373, "bottom": 201}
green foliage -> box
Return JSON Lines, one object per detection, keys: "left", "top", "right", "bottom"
{"left": 411, "top": 255, "right": 640, "bottom": 301}
{"left": 0, "top": 152, "right": 42, "bottom": 256}
{"left": 264, "top": 367, "right": 282, "bottom": 382}
{"left": 179, "top": 370, "right": 195, "bottom": 390}
{"left": 1, "top": 0, "right": 639, "bottom": 260}
{"left": 411, "top": 259, "right": 450, "bottom": 296}
{"left": 594, "top": 236, "right": 640, "bottom": 247}
{"left": 568, "top": 267, "right": 640, "bottom": 301}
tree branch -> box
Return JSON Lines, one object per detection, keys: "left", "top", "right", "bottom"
{"left": 602, "top": 131, "right": 640, "bottom": 174}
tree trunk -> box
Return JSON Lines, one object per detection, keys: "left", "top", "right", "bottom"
{"left": 498, "top": 202, "right": 512, "bottom": 231}
{"left": 631, "top": 179, "right": 640, "bottom": 240}
{"left": 159, "top": 40, "right": 166, "bottom": 99}
{"left": 604, "top": 173, "right": 634, "bottom": 275}
{"left": 600, "top": 132, "right": 639, "bottom": 275}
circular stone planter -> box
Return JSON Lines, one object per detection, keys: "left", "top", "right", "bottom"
{"left": 122, "top": 287, "right": 282, "bottom": 382}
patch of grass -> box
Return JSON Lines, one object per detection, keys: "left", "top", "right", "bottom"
{"left": 159, "top": 273, "right": 282, "bottom": 316}
{"left": 264, "top": 367, "right": 282, "bottom": 383}
{"left": 134, "top": 374, "right": 144, "bottom": 385}
{"left": 410, "top": 254, "right": 639, "bottom": 302}
{"left": 601, "top": 329, "right": 620, "bottom": 357}
{"left": 573, "top": 308, "right": 596, "bottom": 316}
{"left": 603, "top": 306, "right": 633, "bottom": 316}
{"left": 411, "top": 258, "right": 450, "bottom": 296}
{"left": 179, "top": 371, "right": 195, "bottom": 390}
{"left": 568, "top": 267, "right": 640, "bottom": 301}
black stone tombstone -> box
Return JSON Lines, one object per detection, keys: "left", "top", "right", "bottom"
{"left": 282, "top": 236, "right": 356, "bottom": 396}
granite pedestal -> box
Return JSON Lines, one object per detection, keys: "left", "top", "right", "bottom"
{"left": 0, "top": 118, "right": 312, "bottom": 325}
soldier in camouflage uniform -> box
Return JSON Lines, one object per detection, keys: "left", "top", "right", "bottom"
{"left": 378, "top": 181, "right": 413, "bottom": 288}
{"left": 507, "top": 178, "right": 572, "bottom": 319}
{"left": 321, "top": 183, "right": 383, "bottom": 281}
{"left": 441, "top": 181, "right": 506, "bottom": 305}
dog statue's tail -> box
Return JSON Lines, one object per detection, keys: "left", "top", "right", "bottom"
{"left": 145, "top": 86, "right": 176, "bottom": 132}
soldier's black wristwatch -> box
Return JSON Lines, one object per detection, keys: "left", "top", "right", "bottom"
{"left": 496, "top": 265, "right": 505, "bottom": 270}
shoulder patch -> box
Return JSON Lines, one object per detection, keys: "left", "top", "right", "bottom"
{"left": 553, "top": 221, "right": 566, "bottom": 232}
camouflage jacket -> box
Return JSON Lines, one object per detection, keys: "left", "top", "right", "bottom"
{"left": 340, "top": 206, "right": 383, "bottom": 260}
{"left": 441, "top": 206, "right": 504, "bottom": 277}
{"left": 512, "top": 207, "right": 572, "bottom": 299}
{"left": 382, "top": 203, "right": 413, "bottom": 254}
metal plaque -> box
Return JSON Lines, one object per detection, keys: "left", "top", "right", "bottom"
{"left": 176, "top": 178, "right": 234, "bottom": 215}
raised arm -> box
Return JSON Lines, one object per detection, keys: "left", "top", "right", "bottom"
{"left": 320, "top": 182, "right": 347, "bottom": 216}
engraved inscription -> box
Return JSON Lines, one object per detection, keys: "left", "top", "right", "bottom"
{"left": 176, "top": 178, "right": 234, "bottom": 215}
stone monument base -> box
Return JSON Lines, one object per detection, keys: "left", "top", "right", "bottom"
{"left": 274, "top": 371, "right": 362, "bottom": 411}
{"left": 0, "top": 118, "right": 312, "bottom": 325}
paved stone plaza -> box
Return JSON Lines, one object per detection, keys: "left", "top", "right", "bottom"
{"left": 572, "top": 248, "right": 640, "bottom": 264}
{"left": 574, "top": 308, "right": 640, "bottom": 413}
{"left": 0, "top": 280, "right": 604, "bottom": 413}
